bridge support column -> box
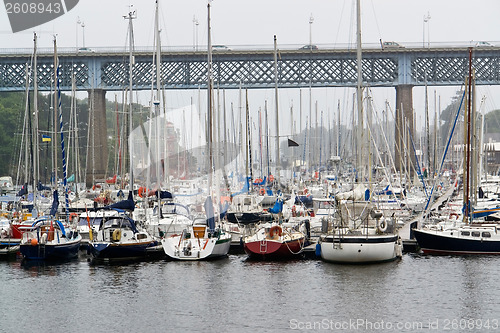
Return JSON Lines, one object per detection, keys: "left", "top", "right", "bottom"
{"left": 85, "top": 89, "right": 108, "bottom": 187}
{"left": 394, "top": 85, "right": 416, "bottom": 177}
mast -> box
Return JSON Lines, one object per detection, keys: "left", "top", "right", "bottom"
{"left": 464, "top": 47, "right": 473, "bottom": 223}
{"left": 55, "top": 36, "right": 70, "bottom": 220}
{"left": 245, "top": 89, "right": 252, "bottom": 190}
{"left": 125, "top": 6, "right": 136, "bottom": 193}
{"left": 425, "top": 75, "right": 430, "bottom": 175}
{"left": 207, "top": 1, "right": 213, "bottom": 191}
{"left": 53, "top": 36, "right": 58, "bottom": 190}
{"left": 273, "top": 35, "right": 281, "bottom": 186}
{"left": 154, "top": 0, "right": 162, "bottom": 189}
{"left": 32, "top": 33, "right": 39, "bottom": 202}
{"left": 356, "top": 0, "right": 364, "bottom": 181}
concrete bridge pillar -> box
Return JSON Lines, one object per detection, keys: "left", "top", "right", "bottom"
{"left": 85, "top": 89, "right": 108, "bottom": 187}
{"left": 394, "top": 85, "right": 416, "bottom": 176}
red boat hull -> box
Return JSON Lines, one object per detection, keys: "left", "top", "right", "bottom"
{"left": 243, "top": 238, "right": 304, "bottom": 259}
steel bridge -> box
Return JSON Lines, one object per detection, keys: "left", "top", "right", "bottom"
{"left": 1, "top": 46, "right": 499, "bottom": 91}
{"left": 1, "top": 46, "right": 497, "bottom": 183}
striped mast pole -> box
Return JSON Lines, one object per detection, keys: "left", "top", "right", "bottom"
{"left": 54, "top": 36, "right": 70, "bottom": 221}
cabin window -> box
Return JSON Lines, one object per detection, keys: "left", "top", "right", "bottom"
{"left": 244, "top": 198, "right": 252, "bottom": 205}
{"left": 461, "top": 231, "right": 470, "bottom": 236}
{"left": 482, "top": 232, "right": 491, "bottom": 238}
{"left": 471, "top": 231, "right": 480, "bottom": 237}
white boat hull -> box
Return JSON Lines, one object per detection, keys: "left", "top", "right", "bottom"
{"left": 320, "top": 234, "right": 402, "bottom": 263}
{"left": 162, "top": 232, "right": 231, "bottom": 261}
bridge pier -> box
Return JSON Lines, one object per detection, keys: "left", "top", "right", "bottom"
{"left": 85, "top": 89, "right": 108, "bottom": 187}
{"left": 394, "top": 85, "right": 416, "bottom": 177}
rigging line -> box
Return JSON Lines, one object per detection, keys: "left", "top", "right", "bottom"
{"left": 368, "top": 0, "right": 383, "bottom": 45}
{"left": 407, "top": 123, "right": 429, "bottom": 199}
{"left": 422, "top": 90, "right": 466, "bottom": 214}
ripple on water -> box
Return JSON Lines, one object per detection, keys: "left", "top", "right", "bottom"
{"left": 1, "top": 252, "right": 500, "bottom": 332}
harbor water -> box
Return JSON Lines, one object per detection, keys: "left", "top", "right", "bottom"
{"left": 1, "top": 252, "right": 499, "bottom": 332}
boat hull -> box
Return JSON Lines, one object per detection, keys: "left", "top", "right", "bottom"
{"left": 89, "top": 241, "right": 159, "bottom": 260}
{"left": 162, "top": 235, "right": 231, "bottom": 261}
{"left": 243, "top": 238, "right": 305, "bottom": 259}
{"left": 320, "top": 235, "right": 400, "bottom": 264}
{"left": 0, "top": 239, "right": 21, "bottom": 257}
{"left": 20, "top": 240, "right": 81, "bottom": 260}
{"left": 413, "top": 228, "right": 500, "bottom": 255}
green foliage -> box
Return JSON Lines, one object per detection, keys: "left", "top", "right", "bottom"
{"left": 484, "top": 109, "right": 500, "bottom": 133}
{"left": 0, "top": 92, "right": 24, "bottom": 176}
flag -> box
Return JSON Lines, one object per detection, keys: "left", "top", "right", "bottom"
{"left": 42, "top": 134, "right": 51, "bottom": 142}
{"left": 287, "top": 138, "right": 299, "bottom": 147}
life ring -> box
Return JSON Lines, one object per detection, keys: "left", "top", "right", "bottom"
{"left": 377, "top": 220, "right": 388, "bottom": 233}
{"left": 449, "top": 213, "right": 459, "bottom": 220}
{"left": 268, "top": 175, "right": 275, "bottom": 182}
{"left": 254, "top": 178, "right": 263, "bottom": 183}
{"left": 259, "top": 188, "right": 265, "bottom": 195}
{"left": 112, "top": 229, "right": 121, "bottom": 241}
{"left": 269, "top": 225, "right": 282, "bottom": 238}
{"left": 138, "top": 187, "right": 146, "bottom": 197}
{"left": 70, "top": 212, "right": 78, "bottom": 220}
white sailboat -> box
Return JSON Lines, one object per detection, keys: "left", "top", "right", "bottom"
{"left": 161, "top": 1, "right": 231, "bottom": 260}
{"left": 318, "top": 0, "right": 402, "bottom": 263}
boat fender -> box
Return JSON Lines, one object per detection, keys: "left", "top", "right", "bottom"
{"left": 112, "top": 229, "right": 121, "bottom": 242}
{"left": 269, "top": 225, "right": 282, "bottom": 238}
{"left": 315, "top": 243, "right": 321, "bottom": 257}
{"left": 370, "top": 209, "right": 383, "bottom": 219}
{"left": 377, "top": 220, "right": 388, "bottom": 233}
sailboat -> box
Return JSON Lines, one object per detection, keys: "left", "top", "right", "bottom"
{"left": 0, "top": 215, "right": 21, "bottom": 257}
{"left": 317, "top": 0, "right": 402, "bottom": 263}
{"left": 19, "top": 36, "right": 82, "bottom": 260}
{"left": 88, "top": 7, "right": 159, "bottom": 261}
{"left": 413, "top": 48, "right": 500, "bottom": 255}
{"left": 160, "top": 1, "right": 231, "bottom": 261}
{"left": 88, "top": 192, "right": 159, "bottom": 259}
{"left": 19, "top": 190, "right": 82, "bottom": 260}
{"left": 241, "top": 36, "right": 307, "bottom": 260}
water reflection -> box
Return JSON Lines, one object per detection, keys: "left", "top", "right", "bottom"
{"left": 1, "top": 252, "right": 500, "bottom": 332}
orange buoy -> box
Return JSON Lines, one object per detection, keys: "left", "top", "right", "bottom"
{"left": 138, "top": 186, "right": 146, "bottom": 197}
{"left": 30, "top": 238, "right": 38, "bottom": 246}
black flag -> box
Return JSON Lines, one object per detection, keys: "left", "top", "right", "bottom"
{"left": 288, "top": 138, "right": 299, "bottom": 147}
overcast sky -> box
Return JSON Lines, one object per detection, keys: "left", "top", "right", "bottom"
{"left": 2, "top": 0, "right": 499, "bottom": 49}
{"left": 1, "top": 0, "right": 500, "bottom": 134}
